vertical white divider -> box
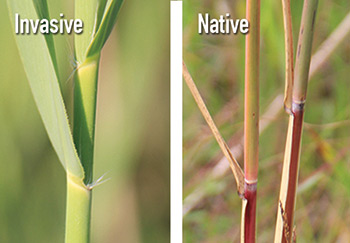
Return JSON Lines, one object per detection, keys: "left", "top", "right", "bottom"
{"left": 171, "top": 1, "right": 183, "bottom": 242}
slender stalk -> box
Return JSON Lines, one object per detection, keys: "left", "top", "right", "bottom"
{"left": 292, "top": 0, "right": 318, "bottom": 104}
{"left": 65, "top": 55, "right": 99, "bottom": 243}
{"left": 183, "top": 11, "right": 350, "bottom": 216}
{"left": 65, "top": 175, "right": 92, "bottom": 243}
{"left": 73, "top": 0, "right": 100, "bottom": 185}
{"left": 244, "top": 0, "right": 260, "bottom": 183}
{"left": 281, "top": 0, "right": 294, "bottom": 113}
{"left": 65, "top": 1, "right": 101, "bottom": 242}
{"left": 242, "top": 0, "right": 260, "bottom": 241}
{"left": 241, "top": 183, "right": 257, "bottom": 243}
{"left": 275, "top": 0, "right": 318, "bottom": 242}
{"left": 73, "top": 55, "right": 100, "bottom": 184}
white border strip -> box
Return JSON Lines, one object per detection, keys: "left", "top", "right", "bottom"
{"left": 171, "top": 1, "right": 183, "bottom": 242}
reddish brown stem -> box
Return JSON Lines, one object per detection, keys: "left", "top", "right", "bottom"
{"left": 244, "top": 182, "right": 257, "bottom": 243}
{"left": 282, "top": 104, "right": 304, "bottom": 243}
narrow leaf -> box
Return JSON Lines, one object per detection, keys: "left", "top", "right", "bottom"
{"left": 7, "top": 0, "right": 84, "bottom": 180}
{"left": 86, "top": 0, "right": 124, "bottom": 57}
{"left": 183, "top": 62, "right": 245, "bottom": 195}
{"left": 32, "top": 0, "right": 58, "bottom": 74}
{"left": 95, "top": 0, "right": 108, "bottom": 33}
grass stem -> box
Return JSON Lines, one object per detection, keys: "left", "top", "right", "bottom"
{"left": 242, "top": 182, "right": 257, "bottom": 243}
{"left": 275, "top": 0, "right": 318, "bottom": 242}
{"left": 73, "top": 55, "right": 100, "bottom": 184}
{"left": 281, "top": 0, "right": 294, "bottom": 113}
{"left": 244, "top": 0, "right": 260, "bottom": 183}
{"left": 243, "top": 0, "right": 260, "bottom": 241}
{"left": 65, "top": 175, "right": 92, "bottom": 243}
{"left": 67, "top": 2, "right": 102, "bottom": 241}
{"left": 292, "top": 0, "right": 318, "bottom": 104}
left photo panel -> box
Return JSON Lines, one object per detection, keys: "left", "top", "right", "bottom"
{"left": 0, "top": 0, "right": 169, "bottom": 242}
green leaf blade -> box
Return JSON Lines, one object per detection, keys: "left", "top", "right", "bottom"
{"left": 7, "top": 0, "right": 84, "bottom": 180}
{"left": 74, "top": 0, "right": 100, "bottom": 63}
{"left": 86, "top": 0, "right": 124, "bottom": 57}
{"left": 32, "top": 0, "right": 59, "bottom": 75}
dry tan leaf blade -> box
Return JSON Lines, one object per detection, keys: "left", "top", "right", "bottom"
{"left": 183, "top": 61, "right": 245, "bottom": 196}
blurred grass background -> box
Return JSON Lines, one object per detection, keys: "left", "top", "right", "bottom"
{"left": 183, "top": 0, "right": 350, "bottom": 242}
{"left": 0, "top": 0, "right": 169, "bottom": 242}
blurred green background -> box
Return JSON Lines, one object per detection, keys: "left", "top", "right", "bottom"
{"left": 184, "top": 0, "right": 350, "bottom": 242}
{"left": 0, "top": 0, "right": 169, "bottom": 242}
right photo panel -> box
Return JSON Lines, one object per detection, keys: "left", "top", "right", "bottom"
{"left": 183, "top": 0, "right": 350, "bottom": 242}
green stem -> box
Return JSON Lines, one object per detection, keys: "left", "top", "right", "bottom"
{"left": 67, "top": 1, "right": 101, "bottom": 241}
{"left": 293, "top": 0, "right": 318, "bottom": 103}
{"left": 68, "top": 2, "right": 100, "bottom": 242}
{"left": 73, "top": 54, "right": 100, "bottom": 184}
{"left": 69, "top": 47, "right": 99, "bottom": 243}
{"left": 65, "top": 175, "right": 92, "bottom": 243}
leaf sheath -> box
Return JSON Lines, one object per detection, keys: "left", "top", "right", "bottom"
{"left": 65, "top": 176, "right": 92, "bottom": 243}
{"left": 73, "top": 55, "right": 100, "bottom": 184}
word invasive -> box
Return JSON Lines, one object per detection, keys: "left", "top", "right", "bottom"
{"left": 198, "top": 13, "right": 249, "bottom": 35}
{"left": 15, "top": 13, "right": 83, "bottom": 35}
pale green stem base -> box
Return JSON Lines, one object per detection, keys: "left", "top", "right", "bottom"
{"left": 74, "top": 54, "right": 100, "bottom": 184}
{"left": 65, "top": 175, "right": 92, "bottom": 243}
